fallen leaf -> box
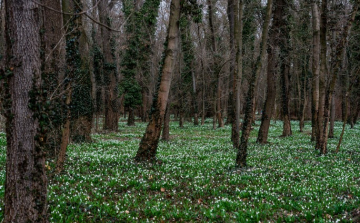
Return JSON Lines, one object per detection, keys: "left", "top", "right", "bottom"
{"left": 198, "top": 198, "right": 203, "bottom": 204}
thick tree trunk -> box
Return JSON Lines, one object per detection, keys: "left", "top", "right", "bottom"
{"left": 162, "top": 100, "right": 171, "bottom": 141}
{"left": 135, "top": 0, "right": 180, "bottom": 161}
{"left": 317, "top": 0, "right": 328, "bottom": 152}
{"left": 71, "top": 15, "right": 93, "bottom": 143}
{"left": 279, "top": 0, "right": 292, "bottom": 137}
{"left": 311, "top": 2, "right": 320, "bottom": 142}
{"left": 4, "top": 1, "right": 47, "bottom": 221}
{"left": 56, "top": 86, "right": 71, "bottom": 173}
{"left": 42, "top": 0, "right": 66, "bottom": 158}
{"left": 100, "top": 0, "right": 119, "bottom": 131}
{"left": 236, "top": 0, "right": 272, "bottom": 167}
{"left": 257, "top": 0, "right": 282, "bottom": 144}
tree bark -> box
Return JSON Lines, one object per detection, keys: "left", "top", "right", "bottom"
{"left": 279, "top": 0, "right": 292, "bottom": 137}
{"left": 236, "top": 0, "right": 272, "bottom": 167}
{"left": 311, "top": 1, "right": 320, "bottom": 142}
{"left": 208, "top": 0, "right": 224, "bottom": 129}
{"left": 100, "top": 0, "right": 119, "bottom": 131}
{"left": 299, "top": 65, "right": 308, "bottom": 132}
{"left": 42, "top": 0, "right": 66, "bottom": 158}
{"left": 317, "top": 0, "right": 328, "bottom": 152}
{"left": 230, "top": 0, "right": 243, "bottom": 148}
{"left": 257, "top": 0, "right": 282, "bottom": 144}
{"left": 328, "top": 95, "right": 335, "bottom": 138}
{"left": 318, "top": 3, "right": 358, "bottom": 154}
{"left": 227, "top": 0, "right": 235, "bottom": 128}
{"left": 162, "top": 100, "right": 171, "bottom": 141}
{"left": 135, "top": 0, "right": 180, "bottom": 161}
{"left": 56, "top": 81, "right": 71, "bottom": 173}
{"left": 4, "top": 0, "right": 48, "bottom": 221}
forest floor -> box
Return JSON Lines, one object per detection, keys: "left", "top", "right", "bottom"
{"left": 0, "top": 120, "right": 360, "bottom": 222}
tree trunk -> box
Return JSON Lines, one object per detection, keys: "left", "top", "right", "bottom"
{"left": 257, "top": 0, "right": 282, "bottom": 144}
{"left": 100, "top": 0, "right": 119, "bottom": 131}
{"left": 328, "top": 96, "right": 335, "bottom": 138}
{"left": 311, "top": 1, "right": 320, "bottom": 142}
{"left": 299, "top": 65, "right": 308, "bottom": 132}
{"left": 128, "top": 107, "right": 136, "bottom": 126}
{"left": 317, "top": 0, "right": 328, "bottom": 152}
{"left": 230, "top": 0, "right": 243, "bottom": 148}
{"left": 141, "top": 88, "right": 148, "bottom": 122}
{"left": 208, "top": 0, "right": 223, "bottom": 129}
{"left": 42, "top": 0, "right": 66, "bottom": 158}
{"left": 162, "top": 100, "right": 171, "bottom": 141}
{"left": 227, "top": 0, "right": 235, "bottom": 128}
{"left": 56, "top": 85, "right": 71, "bottom": 173}
{"left": 318, "top": 3, "right": 358, "bottom": 154}
{"left": 4, "top": 1, "right": 47, "bottom": 221}
{"left": 236, "top": 0, "right": 272, "bottom": 167}
{"left": 135, "top": 0, "right": 180, "bottom": 161}
{"left": 279, "top": 0, "right": 292, "bottom": 137}
{"left": 192, "top": 72, "right": 199, "bottom": 126}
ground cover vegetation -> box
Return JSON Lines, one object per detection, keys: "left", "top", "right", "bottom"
{"left": 1, "top": 119, "right": 359, "bottom": 222}
{"left": 2, "top": 0, "right": 360, "bottom": 222}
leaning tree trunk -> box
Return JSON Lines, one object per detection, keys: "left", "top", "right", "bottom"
{"left": 4, "top": 0, "right": 47, "bottom": 221}
{"left": 257, "top": 0, "right": 282, "bottom": 144}
{"left": 135, "top": 0, "right": 180, "bottom": 161}
{"left": 236, "top": 0, "right": 272, "bottom": 167}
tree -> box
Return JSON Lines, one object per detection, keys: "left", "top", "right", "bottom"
{"left": 57, "top": 0, "right": 94, "bottom": 172}
{"left": 100, "top": 0, "right": 120, "bottom": 131}
{"left": 121, "top": 0, "right": 161, "bottom": 126}
{"left": 230, "top": 0, "right": 243, "bottom": 148}
{"left": 311, "top": 0, "right": 320, "bottom": 142}
{"left": 3, "top": 0, "right": 47, "bottom": 221}
{"left": 135, "top": 0, "right": 181, "bottom": 161}
{"left": 236, "top": 0, "right": 273, "bottom": 167}
{"left": 279, "top": 0, "right": 292, "bottom": 137}
{"left": 207, "top": 0, "right": 224, "bottom": 129}
{"left": 318, "top": 1, "right": 358, "bottom": 154}
{"left": 41, "top": 0, "right": 66, "bottom": 159}
{"left": 257, "top": 0, "right": 282, "bottom": 144}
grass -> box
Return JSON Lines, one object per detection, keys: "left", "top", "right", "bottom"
{"left": 0, "top": 119, "right": 360, "bottom": 222}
